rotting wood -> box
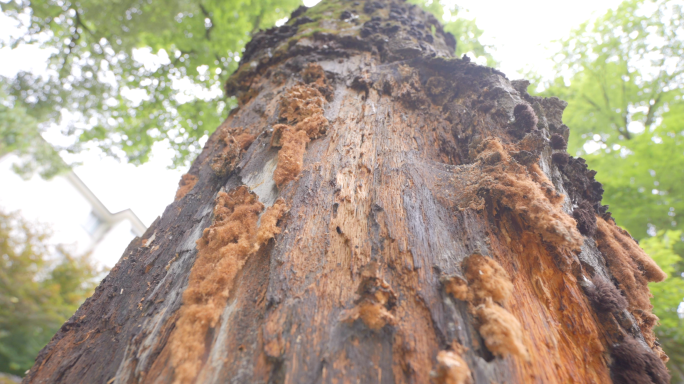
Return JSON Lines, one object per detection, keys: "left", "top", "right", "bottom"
{"left": 23, "top": 0, "right": 671, "bottom": 383}
{"left": 433, "top": 343, "right": 473, "bottom": 384}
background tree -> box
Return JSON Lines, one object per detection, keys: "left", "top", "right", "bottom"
{"left": 643, "top": 230, "right": 684, "bottom": 380}
{"left": 0, "top": 0, "right": 490, "bottom": 176}
{"left": 0, "top": 83, "right": 67, "bottom": 179}
{"left": 533, "top": 0, "right": 684, "bottom": 379}
{"left": 0, "top": 208, "right": 101, "bottom": 377}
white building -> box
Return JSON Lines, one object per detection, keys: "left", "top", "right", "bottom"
{"left": 0, "top": 154, "right": 146, "bottom": 268}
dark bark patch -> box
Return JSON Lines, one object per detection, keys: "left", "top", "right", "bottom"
{"left": 611, "top": 336, "right": 670, "bottom": 384}
{"left": 363, "top": 1, "right": 385, "bottom": 14}
{"left": 351, "top": 75, "right": 372, "bottom": 93}
{"left": 292, "top": 16, "right": 314, "bottom": 27}
{"left": 510, "top": 103, "right": 538, "bottom": 138}
{"left": 551, "top": 152, "right": 569, "bottom": 167}
{"left": 550, "top": 133, "right": 567, "bottom": 150}
{"left": 573, "top": 200, "right": 597, "bottom": 237}
{"left": 444, "top": 32, "right": 456, "bottom": 50}
{"left": 241, "top": 24, "right": 298, "bottom": 64}
{"left": 211, "top": 132, "right": 242, "bottom": 177}
{"left": 290, "top": 5, "right": 308, "bottom": 19}
{"left": 425, "top": 76, "right": 447, "bottom": 96}
{"left": 557, "top": 156, "right": 605, "bottom": 209}
{"left": 584, "top": 275, "right": 627, "bottom": 313}
{"left": 511, "top": 150, "right": 538, "bottom": 166}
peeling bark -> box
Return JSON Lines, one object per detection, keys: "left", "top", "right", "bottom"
{"left": 24, "top": 1, "right": 670, "bottom": 383}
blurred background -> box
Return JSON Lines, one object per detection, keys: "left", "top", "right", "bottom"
{"left": 0, "top": 0, "right": 682, "bottom": 381}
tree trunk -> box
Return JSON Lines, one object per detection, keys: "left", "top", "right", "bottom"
{"left": 23, "top": 1, "right": 671, "bottom": 383}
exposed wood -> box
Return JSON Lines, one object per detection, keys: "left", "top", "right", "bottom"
{"left": 23, "top": 1, "right": 670, "bottom": 383}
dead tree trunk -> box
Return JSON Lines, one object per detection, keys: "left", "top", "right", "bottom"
{"left": 24, "top": 1, "right": 671, "bottom": 383}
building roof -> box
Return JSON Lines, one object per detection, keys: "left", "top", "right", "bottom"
{"left": 63, "top": 171, "right": 147, "bottom": 238}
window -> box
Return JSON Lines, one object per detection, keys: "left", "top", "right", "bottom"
{"left": 83, "top": 211, "right": 103, "bottom": 236}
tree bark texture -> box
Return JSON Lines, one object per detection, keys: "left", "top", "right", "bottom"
{"left": 24, "top": 1, "right": 671, "bottom": 383}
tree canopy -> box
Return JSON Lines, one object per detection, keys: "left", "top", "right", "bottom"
{"left": 0, "top": 208, "right": 102, "bottom": 377}
{"left": 0, "top": 0, "right": 491, "bottom": 175}
{"left": 536, "top": 0, "right": 683, "bottom": 236}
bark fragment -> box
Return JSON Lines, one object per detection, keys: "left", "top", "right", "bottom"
{"left": 511, "top": 103, "right": 538, "bottom": 137}
{"left": 442, "top": 275, "right": 469, "bottom": 302}
{"left": 611, "top": 336, "right": 670, "bottom": 384}
{"left": 573, "top": 200, "right": 597, "bottom": 237}
{"left": 550, "top": 133, "right": 567, "bottom": 150}
{"left": 174, "top": 174, "right": 198, "bottom": 201}
{"left": 342, "top": 264, "right": 397, "bottom": 330}
{"left": 433, "top": 347, "right": 473, "bottom": 384}
{"left": 210, "top": 127, "right": 254, "bottom": 177}
{"left": 272, "top": 64, "right": 331, "bottom": 188}
{"left": 475, "top": 300, "right": 529, "bottom": 360}
{"left": 595, "top": 217, "right": 666, "bottom": 353}
{"left": 255, "top": 198, "right": 288, "bottom": 249}
{"left": 462, "top": 254, "right": 513, "bottom": 305}
{"left": 168, "top": 187, "right": 263, "bottom": 383}
{"left": 273, "top": 128, "right": 310, "bottom": 188}
{"left": 279, "top": 83, "right": 327, "bottom": 124}
{"left": 584, "top": 275, "right": 628, "bottom": 313}
{"left": 458, "top": 137, "right": 583, "bottom": 271}
{"left": 445, "top": 254, "right": 528, "bottom": 361}
{"left": 167, "top": 186, "right": 288, "bottom": 384}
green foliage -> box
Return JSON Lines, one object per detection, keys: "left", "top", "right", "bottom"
{"left": 581, "top": 107, "right": 684, "bottom": 241}
{"left": 535, "top": 0, "right": 684, "bottom": 242}
{"left": 643, "top": 230, "right": 684, "bottom": 381}
{"left": 0, "top": 208, "right": 101, "bottom": 376}
{"left": 406, "top": 0, "right": 494, "bottom": 65}
{"left": 533, "top": 0, "right": 684, "bottom": 377}
{"left": 644, "top": 231, "right": 684, "bottom": 330}
{"left": 1, "top": 0, "right": 302, "bottom": 170}
{"left": 539, "top": 0, "right": 683, "bottom": 156}
{"left": 1, "top": 0, "right": 489, "bottom": 174}
{"left": 0, "top": 83, "right": 69, "bottom": 179}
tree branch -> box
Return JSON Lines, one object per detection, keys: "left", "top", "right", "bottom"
{"left": 644, "top": 93, "right": 663, "bottom": 129}
{"left": 620, "top": 78, "right": 631, "bottom": 140}
{"left": 60, "top": 9, "right": 84, "bottom": 77}
{"left": 199, "top": 4, "right": 214, "bottom": 41}
{"left": 595, "top": 69, "right": 630, "bottom": 139}
{"left": 582, "top": 94, "right": 602, "bottom": 112}
{"left": 250, "top": 9, "right": 265, "bottom": 36}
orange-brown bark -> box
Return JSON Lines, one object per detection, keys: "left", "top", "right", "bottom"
{"left": 174, "top": 174, "right": 198, "bottom": 201}
{"left": 596, "top": 217, "right": 667, "bottom": 359}
{"left": 434, "top": 346, "right": 472, "bottom": 384}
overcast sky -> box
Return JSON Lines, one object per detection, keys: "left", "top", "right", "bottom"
{"left": 0, "top": 0, "right": 624, "bottom": 228}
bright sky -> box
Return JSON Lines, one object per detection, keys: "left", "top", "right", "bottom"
{"left": 0, "top": 0, "right": 623, "bottom": 228}
{"left": 454, "top": 0, "right": 624, "bottom": 77}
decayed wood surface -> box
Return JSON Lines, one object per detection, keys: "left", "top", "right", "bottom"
{"left": 23, "top": 1, "right": 670, "bottom": 383}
